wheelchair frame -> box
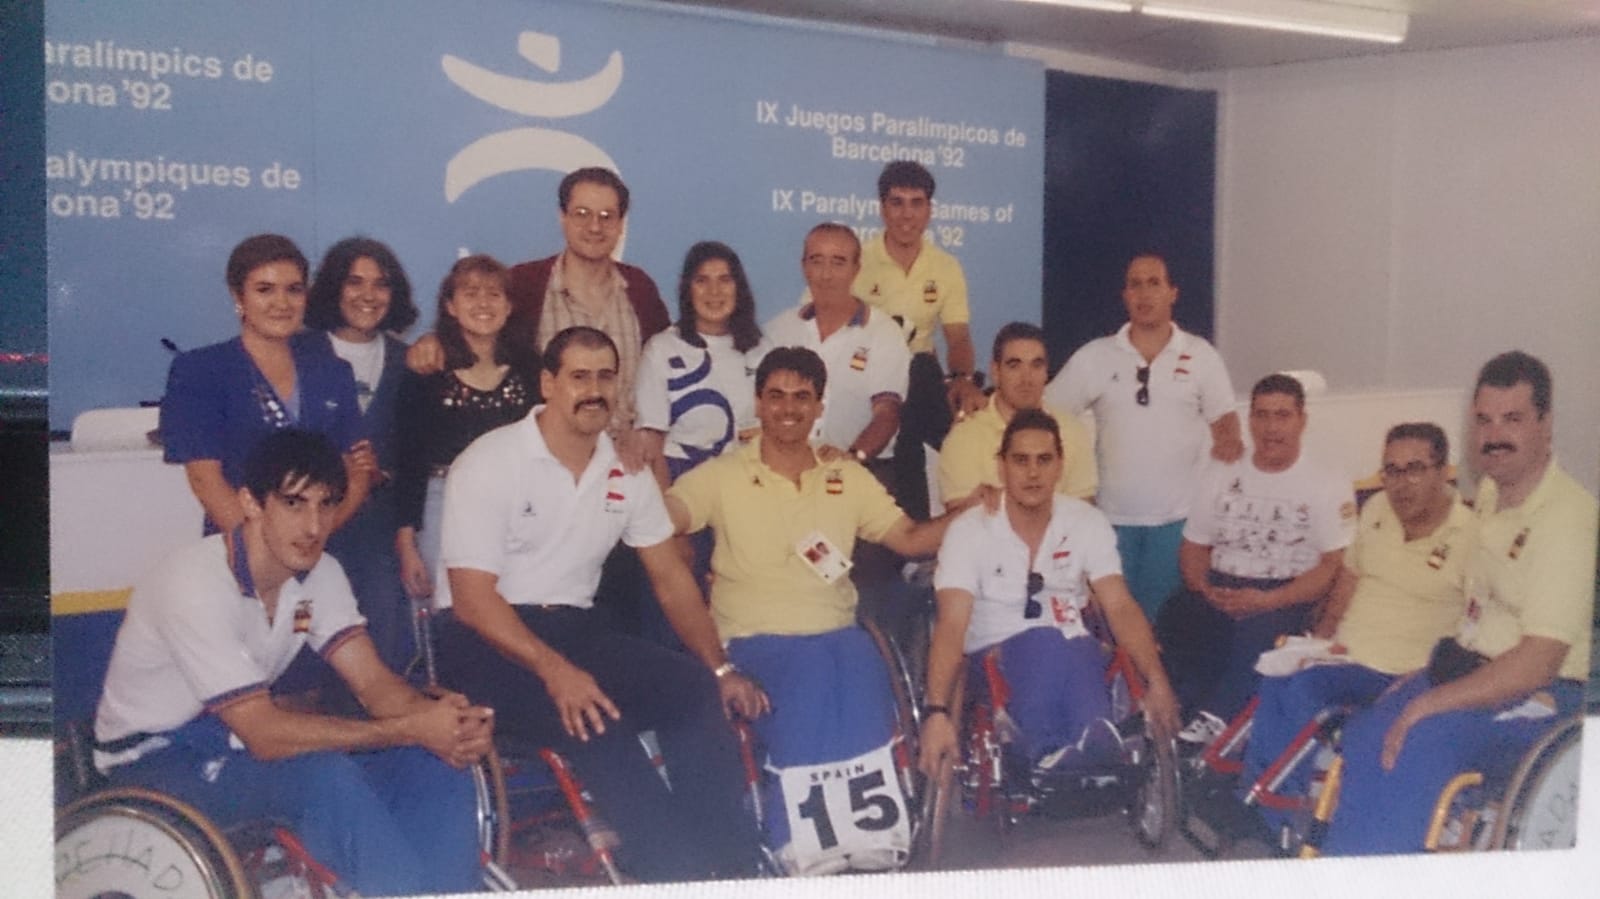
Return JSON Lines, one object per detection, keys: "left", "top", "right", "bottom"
{"left": 921, "top": 639, "right": 1180, "bottom": 865}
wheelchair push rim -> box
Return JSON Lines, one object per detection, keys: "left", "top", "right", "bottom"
{"left": 56, "top": 787, "right": 254, "bottom": 899}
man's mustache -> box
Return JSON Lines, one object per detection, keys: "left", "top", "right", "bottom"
{"left": 1481, "top": 442, "right": 1516, "bottom": 455}
{"left": 575, "top": 398, "right": 610, "bottom": 413}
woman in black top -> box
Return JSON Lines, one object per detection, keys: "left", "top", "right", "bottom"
{"left": 395, "top": 254, "right": 534, "bottom": 604}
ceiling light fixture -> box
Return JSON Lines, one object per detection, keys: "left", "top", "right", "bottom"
{"left": 1139, "top": 0, "right": 1408, "bottom": 44}
{"left": 1011, "top": 0, "right": 1138, "bottom": 12}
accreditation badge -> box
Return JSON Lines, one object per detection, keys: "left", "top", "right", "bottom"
{"left": 797, "top": 530, "right": 852, "bottom": 585}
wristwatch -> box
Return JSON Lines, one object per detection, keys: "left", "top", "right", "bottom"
{"left": 851, "top": 447, "right": 870, "bottom": 464}
{"left": 713, "top": 661, "right": 739, "bottom": 679}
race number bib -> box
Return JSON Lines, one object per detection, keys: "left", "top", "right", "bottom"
{"left": 776, "top": 741, "right": 910, "bottom": 876}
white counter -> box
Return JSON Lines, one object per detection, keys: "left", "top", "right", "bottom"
{"left": 49, "top": 443, "right": 202, "bottom": 595}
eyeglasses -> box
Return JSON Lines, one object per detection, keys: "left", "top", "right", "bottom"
{"left": 1024, "top": 571, "right": 1044, "bottom": 620}
{"left": 567, "top": 206, "right": 621, "bottom": 228}
{"left": 1135, "top": 365, "right": 1150, "bottom": 406}
{"left": 1381, "top": 460, "right": 1442, "bottom": 482}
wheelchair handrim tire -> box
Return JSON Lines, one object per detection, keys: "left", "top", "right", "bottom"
{"left": 1131, "top": 733, "right": 1180, "bottom": 850}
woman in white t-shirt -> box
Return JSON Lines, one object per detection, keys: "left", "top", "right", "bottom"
{"left": 635, "top": 242, "right": 771, "bottom": 648}
{"left": 636, "top": 241, "right": 772, "bottom": 485}
{"left": 302, "top": 236, "right": 421, "bottom": 674}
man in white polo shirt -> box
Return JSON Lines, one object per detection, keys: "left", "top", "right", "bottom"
{"left": 1046, "top": 252, "right": 1243, "bottom": 619}
{"left": 93, "top": 429, "right": 492, "bottom": 897}
{"left": 434, "top": 326, "right": 768, "bottom": 883}
{"left": 921, "top": 409, "right": 1179, "bottom": 781}
{"left": 765, "top": 223, "right": 912, "bottom": 473}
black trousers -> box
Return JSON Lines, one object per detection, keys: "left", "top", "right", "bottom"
{"left": 437, "top": 605, "right": 762, "bottom": 882}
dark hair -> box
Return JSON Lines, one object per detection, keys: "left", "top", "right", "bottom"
{"left": 542, "top": 325, "right": 619, "bottom": 376}
{"left": 756, "top": 346, "right": 828, "bottom": 399}
{"left": 1385, "top": 422, "right": 1449, "bottom": 467}
{"left": 877, "top": 160, "right": 936, "bottom": 203}
{"left": 435, "top": 254, "right": 514, "bottom": 370}
{"left": 1251, "top": 373, "right": 1306, "bottom": 410}
{"left": 803, "top": 222, "right": 861, "bottom": 264}
{"left": 1474, "top": 350, "right": 1551, "bottom": 417}
{"left": 1127, "top": 250, "right": 1173, "bottom": 286}
{"left": 558, "top": 167, "right": 630, "bottom": 217}
{"left": 992, "top": 321, "right": 1048, "bottom": 363}
{"left": 305, "top": 237, "right": 418, "bottom": 334}
{"left": 241, "top": 429, "right": 347, "bottom": 505}
{"left": 675, "top": 241, "right": 763, "bottom": 354}
{"left": 999, "top": 407, "right": 1063, "bottom": 457}
{"left": 226, "top": 234, "right": 307, "bottom": 296}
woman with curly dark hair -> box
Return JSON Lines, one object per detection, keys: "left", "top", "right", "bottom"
{"left": 302, "top": 236, "right": 420, "bottom": 671}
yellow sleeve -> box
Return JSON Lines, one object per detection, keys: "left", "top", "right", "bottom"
{"left": 939, "top": 255, "right": 971, "bottom": 326}
{"left": 665, "top": 460, "right": 719, "bottom": 534}
{"left": 937, "top": 422, "right": 989, "bottom": 505}
{"left": 1515, "top": 496, "right": 1598, "bottom": 651}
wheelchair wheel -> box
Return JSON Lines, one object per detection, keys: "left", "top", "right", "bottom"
{"left": 56, "top": 788, "right": 253, "bottom": 899}
{"left": 472, "top": 746, "right": 512, "bottom": 867}
{"left": 1129, "top": 724, "right": 1180, "bottom": 850}
{"left": 1492, "top": 716, "right": 1583, "bottom": 851}
{"left": 862, "top": 619, "right": 926, "bottom": 815}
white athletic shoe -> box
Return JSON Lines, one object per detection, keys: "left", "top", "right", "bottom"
{"left": 1177, "top": 710, "right": 1228, "bottom": 748}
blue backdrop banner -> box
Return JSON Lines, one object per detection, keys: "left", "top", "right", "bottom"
{"left": 45, "top": 0, "right": 1044, "bottom": 430}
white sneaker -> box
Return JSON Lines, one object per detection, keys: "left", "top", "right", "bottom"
{"left": 1177, "top": 711, "right": 1227, "bottom": 747}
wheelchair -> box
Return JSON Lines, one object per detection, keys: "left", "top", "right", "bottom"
{"left": 1418, "top": 714, "right": 1584, "bottom": 853}
{"left": 731, "top": 616, "right": 935, "bottom": 876}
{"left": 920, "top": 638, "right": 1181, "bottom": 864}
{"left": 1178, "top": 695, "right": 1349, "bottom": 858}
{"left": 54, "top": 598, "right": 515, "bottom": 897}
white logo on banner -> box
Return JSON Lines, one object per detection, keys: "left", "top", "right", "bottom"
{"left": 441, "top": 32, "right": 629, "bottom": 257}
{"left": 776, "top": 741, "right": 910, "bottom": 876}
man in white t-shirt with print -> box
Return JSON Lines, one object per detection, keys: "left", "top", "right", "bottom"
{"left": 433, "top": 326, "right": 768, "bottom": 883}
{"left": 1158, "top": 373, "right": 1355, "bottom": 748}
{"left": 1046, "top": 252, "right": 1243, "bottom": 619}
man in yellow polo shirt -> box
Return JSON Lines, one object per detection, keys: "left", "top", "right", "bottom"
{"left": 664, "top": 346, "right": 981, "bottom": 873}
{"left": 939, "top": 322, "right": 1096, "bottom": 505}
{"left": 1323, "top": 351, "right": 1597, "bottom": 856}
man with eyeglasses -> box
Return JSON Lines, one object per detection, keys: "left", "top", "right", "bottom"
{"left": 1156, "top": 374, "right": 1355, "bottom": 750}
{"left": 920, "top": 409, "right": 1180, "bottom": 782}
{"left": 1322, "top": 351, "right": 1596, "bottom": 856}
{"left": 1191, "top": 422, "right": 1473, "bottom": 843}
{"left": 407, "top": 166, "right": 669, "bottom": 461}
{"left": 939, "top": 322, "right": 1097, "bottom": 507}
{"left": 1045, "top": 252, "right": 1243, "bottom": 620}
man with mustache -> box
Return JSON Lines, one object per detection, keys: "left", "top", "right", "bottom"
{"left": 664, "top": 346, "right": 983, "bottom": 874}
{"left": 1322, "top": 351, "right": 1597, "bottom": 855}
{"left": 1046, "top": 252, "right": 1243, "bottom": 620}
{"left": 92, "top": 429, "right": 493, "bottom": 896}
{"left": 1157, "top": 373, "right": 1355, "bottom": 750}
{"left": 432, "top": 326, "right": 767, "bottom": 882}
